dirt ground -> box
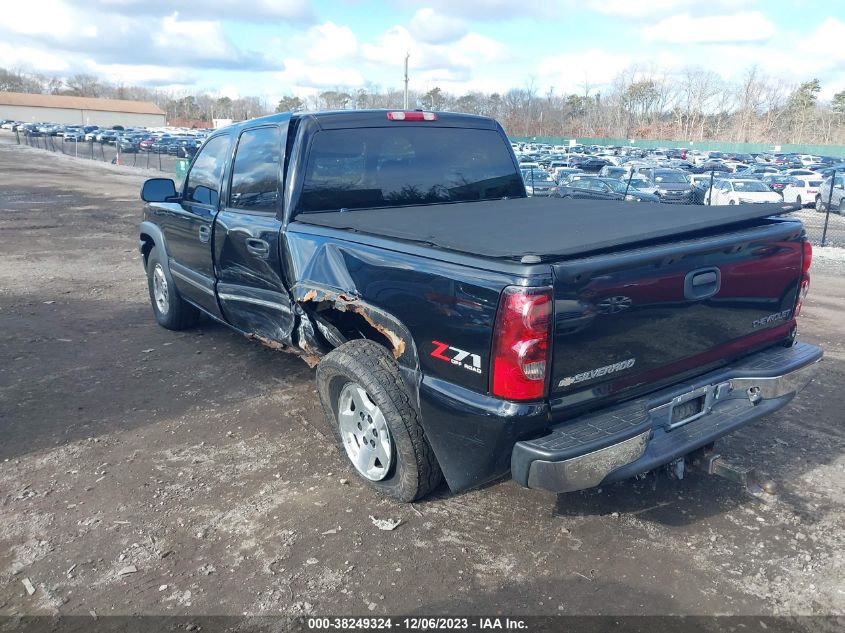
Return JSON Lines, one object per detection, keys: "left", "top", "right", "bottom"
{"left": 1, "top": 137, "right": 844, "bottom": 621}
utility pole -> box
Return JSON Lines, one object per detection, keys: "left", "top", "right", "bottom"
{"left": 403, "top": 52, "right": 410, "bottom": 109}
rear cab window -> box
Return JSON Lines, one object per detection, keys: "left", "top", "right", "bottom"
{"left": 297, "top": 127, "right": 524, "bottom": 213}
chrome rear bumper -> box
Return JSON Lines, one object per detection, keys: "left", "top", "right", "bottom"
{"left": 512, "top": 342, "right": 822, "bottom": 493}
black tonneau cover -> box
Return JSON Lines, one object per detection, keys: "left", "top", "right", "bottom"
{"left": 295, "top": 198, "right": 799, "bottom": 261}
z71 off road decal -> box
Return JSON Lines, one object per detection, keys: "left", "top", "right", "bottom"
{"left": 558, "top": 358, "right": 636, "bottom": 388}
{"left": 431, "top": 340, "right": 482, "bottom": 374}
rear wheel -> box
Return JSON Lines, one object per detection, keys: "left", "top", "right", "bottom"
{"left": 796, "top": 195, "right": 803, "bottom": 207}
{"left": 838, "top": 199, "right": 844, "bottom": 215}
{"left": 316, "top": 339, "right": 442, "bottom": 502}
{"left": 816, "top": 196, "right": 824, "bottom": 212}
{"left": 728, "top": 199, "right": 736, "bottom": 205}
{"left": 146, "top": 246, "right": 200, "bottom": 330}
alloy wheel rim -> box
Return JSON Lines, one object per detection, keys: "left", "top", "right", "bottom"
{"left": 337, "top": 382, "right": 393, "bottom": 481}
{"left": 153, "top": 264, "right": 169, "bottom": 315}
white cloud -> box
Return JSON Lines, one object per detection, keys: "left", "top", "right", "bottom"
{"left": 66, "top": 0, "right": 315, "bottom": 23}
{"left": 276, "top": 59, "right": 365, "bottom": 89}
{"left": 305, "top": 22, "right": 359, "bottom": 63}
{"left": 0, "top": 42, "right": 70, "bottom": 72}
{"left": 802, "top": 17, "right": 845, "bottom": 65}
{"left": 537, "top": 50, "right": 634, "bottom": 90}
{"left": 83, "top": 61, "right": 185, "bottom": 86}
{"left": 587, "top": 0, "right": 755, "bottom": 18}
{"left": 399, "top": 0, "right": 560, "bottom": 20}
{"left": 408, "top": 8, "right": 468, "bottom": 44}
{"left": 643, "top": 11, "right": 776, "bottom": 44}
{"left": 361, "top": 25, "right": 508, "bottom": 72}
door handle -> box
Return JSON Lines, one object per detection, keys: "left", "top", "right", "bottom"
{"left": 198, "top": 225, "right": 211, "bottom": 243}
{"left": 684, "top": 267, "right": 721, "bottom": 300}
{"left": 246, "top": 238, "right": 270, "bottom": 258}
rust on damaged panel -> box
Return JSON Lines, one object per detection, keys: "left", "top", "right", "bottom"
{"left": 299, "top": 289, "right": 407, "bottom": 360}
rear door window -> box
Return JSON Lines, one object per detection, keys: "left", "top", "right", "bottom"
{"left": 229, "top": 127, "right": 282, "bottom": 213}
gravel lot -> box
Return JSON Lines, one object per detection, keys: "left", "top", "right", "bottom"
{"left": 1, "top": 138, "right": 844, "bottom": 622}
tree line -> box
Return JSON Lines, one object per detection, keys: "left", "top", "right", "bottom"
{"left": 3, "top": 65, "right": 845, "bottom": 144}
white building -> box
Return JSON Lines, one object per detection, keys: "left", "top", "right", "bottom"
{"left": 0, "top": 92, "right": 166, "bottom": 128}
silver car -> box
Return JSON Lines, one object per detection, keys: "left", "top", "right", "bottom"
{"left": 816, "top": 174, "right": 845, "bottom": 214}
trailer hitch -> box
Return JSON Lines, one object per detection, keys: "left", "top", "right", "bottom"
{"left": 689, "top": 445, "right": 777, "bottom": 496}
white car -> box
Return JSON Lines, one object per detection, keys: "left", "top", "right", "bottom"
{"left": 797, "top": 154, "right": 821, "bottom": 166}
{"left": 781, "top": 176, "right": 824, "bottom": 207}
{"left": 784, "top": 168, "right": 821, "bottom": 178}
{"left": 723, "top": 160, "right": 749, "bottom": 173}
{"left": 705, "top": 179, "right": 782, "bottom": 205}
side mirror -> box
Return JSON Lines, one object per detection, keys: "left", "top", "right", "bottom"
{"left": 141, "top": 178, "right": 178, "bottom": 202}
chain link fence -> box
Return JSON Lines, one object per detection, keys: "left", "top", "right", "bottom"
{"left": 13, "top": 129, "right": 184, "bottom": 178}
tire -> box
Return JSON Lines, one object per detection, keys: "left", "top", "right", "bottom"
{"left": 838, "top": 199, "right": 844, "bottom": 215}
{"left": 146, "top": 246, "right": 200, "bottom": 330}
{"left": 816, "top": 196, "right": 824, "bottom": 212}
{"left": 796, "top": 195, "right": 803, "bottom": 207}
{"left": 316, "top": 339, "right": 442, "bottom": 502}
{"left": 728, "top": 199, "right": 736, "bottom": 205}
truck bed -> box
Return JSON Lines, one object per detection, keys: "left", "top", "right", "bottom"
{"left": 296, "top": 198, "right": 799, "bottom": 261}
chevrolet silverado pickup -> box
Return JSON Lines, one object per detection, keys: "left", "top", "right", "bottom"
{"left": 138, "top": 110, "right": 822, "bottom": 502}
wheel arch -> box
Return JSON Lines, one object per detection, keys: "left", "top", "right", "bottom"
{"left": 139, "top": 221, "right": 168, "bottom": 270}
{"left": 293, "top": 284, "right": 419, "bottom": 370}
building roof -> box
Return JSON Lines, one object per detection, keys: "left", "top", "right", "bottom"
{"left": 0, "top": 91, "right": 165, "bottom": 115}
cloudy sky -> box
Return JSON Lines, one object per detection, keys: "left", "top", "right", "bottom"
{"left": 2, "top": 0, "right": 844, "bottom": 104}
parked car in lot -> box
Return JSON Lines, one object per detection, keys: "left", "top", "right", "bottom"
{"left": 550, "top": 167, "right": 584, "bottom": 183}
{"left": 705, "top": 178, "right": 782, "bottom": 205}
{"left": 522, "top": 169, "right": 557, "bottom": 196}
{"left": 63, "top": 128, "right": 85, "bottom": 141}
{"left": 598, "top": 165, "right": 626, "bottom": 179}
{"left": 761, "top": 174, "right": 799, "bottom": 197}
{"left": 648, "top": 168, "right": 695, "bottom": 204}
{"left": 785, "top": 169, "right": 821, "bottom": 178}
{"left": 574, "top": 156, "right": 612, "bottom": 173}
{"left": 693, "top": 160, "right": 732, "bottom": 174}
{"left": 552, "top": 176, "right": 659, "bottom": 202}
{"left": 138, "top": 109, "right": 820, "bottom": 501}
{"left": 781, "top": 176, "right": 823, "bottom": 207}
{"left": 815, "top": 174, "right": 845, "bottom": 214}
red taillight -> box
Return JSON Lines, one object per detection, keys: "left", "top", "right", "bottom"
{"left": 802, "top": 240, "right": 812, "bottom": 274}
{"left": 491, "top": 286, "right": 553, "bottom": 401}
{"left": 386, "top": 111, "right": 438, "bottom": 121}
{"left": 795, "top": 241, "right": 812, "bottom": 316}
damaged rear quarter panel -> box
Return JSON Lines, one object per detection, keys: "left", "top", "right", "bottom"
{"left": 284, "top": 227, "right": 522, "bottom": 395}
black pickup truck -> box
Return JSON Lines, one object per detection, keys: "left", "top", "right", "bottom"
{"left": 139, "top": 110, "right": 821, "bottom": 502}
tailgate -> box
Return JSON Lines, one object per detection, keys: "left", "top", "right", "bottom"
{"left": 548, "top": 221, "right": 806, "bottom": 410}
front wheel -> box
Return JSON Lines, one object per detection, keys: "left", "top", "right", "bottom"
{"left": 728, "top": 199, "right": 736, "bottom": 205}
{"left": 316, "top": 340, "right": 442, "bottom": 502}
{"left": 146, "top": 246, "right": 200, "bottom": 330}
{"left": 815, "top": 196, "right": 824, "bottom": 212}
{"left": 796, "top": 195, "right": 803, "bottom": 207}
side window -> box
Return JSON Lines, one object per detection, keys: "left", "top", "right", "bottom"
{"left": 229, "top": 127, "right": 282, "bottom": 212}
{"left": 185, "top": 135, "right": 229, "bottom": 206}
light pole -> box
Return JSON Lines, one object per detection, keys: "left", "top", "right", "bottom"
{"left": 403, "top": 52, "right": 409, "bottom": 109}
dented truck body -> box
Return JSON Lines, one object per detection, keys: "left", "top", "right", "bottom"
{"left": 140, "top": 110, "right": 822, "bottom": 497}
